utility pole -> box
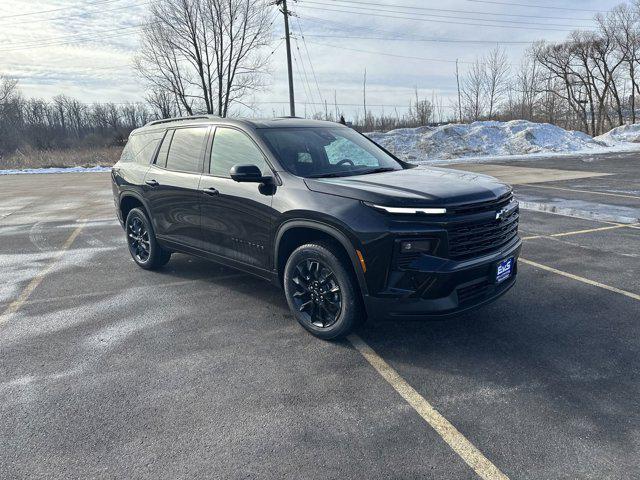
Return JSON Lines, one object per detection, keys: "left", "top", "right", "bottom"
{"left": 363, "top": 68, "right": 367, "bottom": 124}
{"left": 455, "top": 59, "right": 462, "bottom": 123}
{"left": 276, "top": 0, "right": 295, "bottom": 117}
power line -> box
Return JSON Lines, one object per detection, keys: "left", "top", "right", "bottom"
{"left": 0, "top": 2, "right": 149, "bottom": 26}
{"left": 251, "top": 100, "right": 457, "bottom": 109}
{"left": 295, "top": 3, "right": 585, "bottom": 32}
{"left": 462, "top": 0, "right": 604, "bottom": 13}
{"left": 301, "top": 16, "right": 542, "bottom": 44}
{"left": 0, "top": 30, "right": 139, "bottom": 52}
{"left": 304, "top": 40, "right": 476, "bottom": 64}
{"left": 295, "top": 17, "right": 325, "bottom": 108}
{"left": 0, "top": 0, "right": 128, "bottom": 19}
{"left": 297, "top": 0, "right": 590, "bottom": 28}
{"left": 0, "top": 23, "right": 149, "bottom": 50}
{"left": 292, "top": 36, "right": 317, "bottom": 107}
{"left": 299, "top": 0, "right": 594, "bottom": 22}
{"left": 303, "top": 33, "right": 534, "bottom": 45}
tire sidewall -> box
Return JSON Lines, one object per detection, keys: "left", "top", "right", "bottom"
{"left": 125, "top": 208, "right": 159, "bottom": 269}
{"left": 284, "top": 243, "right": 360, "bottom": 339}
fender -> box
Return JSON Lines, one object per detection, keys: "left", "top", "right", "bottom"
{"left": 118, "top": 190, "right": 153, "bottom": 227}
{"left": 274, "top": 219, "right": 369, "bottom": 297}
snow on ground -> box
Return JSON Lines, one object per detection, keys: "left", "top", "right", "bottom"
{"left": 0, "top": 166, "right": 111, "bottom": 175}
{"left": 594, "top": 123, "right": 640, "bottom": 145}
{"left": 366, "top": 120, "right": 640, "bottom": 164}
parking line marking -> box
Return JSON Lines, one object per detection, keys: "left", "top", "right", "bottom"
{"left": 348, "top": 334, "right": 509, "bottom": 480}
{"left": 520, "top": 184, "right": 640, "bottom": 200}
{"left": 0, "top": 222, "right": 85, "bottom": 327}
{"left": 521, "top": 223, "right": 636, "bottom": 240}
{"left": 520, "top": 258, "right": 640, "bottom": 302}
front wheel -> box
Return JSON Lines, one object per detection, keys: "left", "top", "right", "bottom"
{"left": 283, "top": 242, "right": 363, "bottom": 339}
{"left": 125, "top": 207, "right": 171, "bottom": 270}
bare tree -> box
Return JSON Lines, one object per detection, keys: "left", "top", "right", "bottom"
{"left": 461, "top": 58, "right": 486, "bottom": 121}
{"left": 598, "top": 4, "right": 640, "bottom": 123}
{"left": 136, "top": 0, "right": 273, "bottom": 117}
{"left": 484, "top": 46, "right": 510, "bottom": 118}
{"left": 147, "top": 88, "right": 180, "bottom": 118}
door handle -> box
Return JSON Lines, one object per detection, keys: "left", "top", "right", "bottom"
{"left": 201, "top": 187, "right": 219, "bottom": 196}
{"left": 145, "top": 179, "right": 159, "bottom": 187}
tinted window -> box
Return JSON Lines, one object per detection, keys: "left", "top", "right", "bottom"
{"left": 154, "top": 130, "right": 174, "bottom": 168}
{"left": 210, "top": 128, "right": 269, "bottom": 177}
{"left": 165, "top": 127, "right": 208, "bottom": 173}
{"left": 259, "top": 127, "right": 401, "bottom": 178}
{"left": 120, "top": 131, "right": 164, "bottom": 164}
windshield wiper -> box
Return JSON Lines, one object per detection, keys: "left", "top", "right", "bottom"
{"left": 306, "top": 172, "right": 353, "bottom": 178}
{"left": 306, "top": 167, "right": 398, "bottom": 179}
{"left": 357, "top": 167, "right": 398, "bottom": 175}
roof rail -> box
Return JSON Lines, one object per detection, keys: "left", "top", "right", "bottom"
{"left": 146, "top": 115, "right": 216, "bottom": 127}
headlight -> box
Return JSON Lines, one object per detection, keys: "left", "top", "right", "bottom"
{"left": 363, "top": 202, "right": 446, "bottom": 215}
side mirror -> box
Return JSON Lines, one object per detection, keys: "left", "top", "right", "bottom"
{"left": 229, "top": 164, "right": 266, "bottom": 183}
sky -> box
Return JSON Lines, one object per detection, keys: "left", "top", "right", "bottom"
{"left": 0, "top": 0, "right": 627, "bottom": 119}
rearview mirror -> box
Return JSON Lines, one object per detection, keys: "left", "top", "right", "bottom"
{"left": 230, "top": 164, "right": 265, "bottom": 183}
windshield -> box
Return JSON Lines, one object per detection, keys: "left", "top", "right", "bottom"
{"left": 259, "top": 127, "right": 403, "bottom": 178}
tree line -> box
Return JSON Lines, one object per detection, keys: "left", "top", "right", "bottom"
{"left": 456, "top": 2, "right": 640, "bottom": 136}
{"left": 3, "top": 0, "right": 640, "bottom": 158}
{"left": 0, "top": 76, "right": 153, "bottom": 156}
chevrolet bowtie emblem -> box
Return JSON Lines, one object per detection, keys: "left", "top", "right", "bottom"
{"left": 495, "top": 204, "right": 515, "bottom": 221}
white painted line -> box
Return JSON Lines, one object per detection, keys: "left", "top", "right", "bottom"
{"left": 0, "top": 274, "right": 248, "bottom": 309}
{"left": 348, "top": 334, "right": 509, "bottom": 480}
{"left": 518, "top": 201, "right": 639, "bottom": 224}
{"left": 0, "top": 222, "right": 85, "bottom": 327}
{"left": 520, "top": 183, "right": 640, "bottom": 200}
{"left": 520, "top": 258, "right": 640, "bottom": 302}
{"left": 521, "top": 223, "right": 637, "bottom": 240}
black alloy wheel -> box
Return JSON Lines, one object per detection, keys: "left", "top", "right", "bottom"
{"left": 127, "top": 216, "right": 150, "bottom": 263}
{"left": 124, "top": 207, "right": 171, "bottom": 270}
{"left": 291, "top": 259, "right": 342, "bottom": 328}
{"left": 284, "top": 242, "right": 363, "bottom": 339}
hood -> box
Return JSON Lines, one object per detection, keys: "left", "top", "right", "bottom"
{"left": 304, "top": 166, "right": 511, "bottom": 208}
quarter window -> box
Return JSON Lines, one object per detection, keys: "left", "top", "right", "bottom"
{"left": 210, "top": 128, "right": 269, "bottom": 177}
{"left": 165, "top": 127, "right": 208, "bottom": 173}
{"left": 120, "top": 131, "right": 164, "bottom": 165}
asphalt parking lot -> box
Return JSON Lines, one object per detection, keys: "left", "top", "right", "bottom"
{"left": 1, "top": 152, "right": 639, "bottom": 479}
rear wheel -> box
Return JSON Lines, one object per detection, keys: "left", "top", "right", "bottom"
{"left": 284, "top": 242, "right": 362, "bottom": 339}
{"left": 125, "top": 207, "right": 171, "bottom": 270}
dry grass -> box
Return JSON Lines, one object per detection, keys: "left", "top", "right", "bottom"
{"left": 0, "top": 146, "right": 123, "bottom": 170}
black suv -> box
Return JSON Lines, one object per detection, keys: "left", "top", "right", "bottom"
{"left": 112, "top": 116, "right": 520, "bottom": 339}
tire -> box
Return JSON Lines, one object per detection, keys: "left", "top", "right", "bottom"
{"left": 283, "top": 241, "right": 363, "bottom": 339}
{"left": 125, "top": 207, "right": 171, "bottom": 270}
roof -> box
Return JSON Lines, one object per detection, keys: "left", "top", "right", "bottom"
{"left": 133, "top": 115, "right": 344, "bottom": 134}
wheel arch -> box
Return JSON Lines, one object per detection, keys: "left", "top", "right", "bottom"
{"left": 274, "top": 220, "right": 369, "bottom": 297}
{"left": 119, "top": 192, "right": 150, "bottom": 224}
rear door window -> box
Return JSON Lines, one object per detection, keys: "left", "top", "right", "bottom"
{"left": 154, "top": 130, "right": 174, "bottom": 168}
{"left": 165, "top": 127, "right": 208, "bottom": 173}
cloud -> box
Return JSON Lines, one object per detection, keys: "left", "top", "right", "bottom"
{"left": 0, "top": 0, "right": 621, "bottom": 117}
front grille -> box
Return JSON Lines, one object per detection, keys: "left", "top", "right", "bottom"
{"left": 449, "top": 192, "right": 513, "bottom": 215}
{"left": 448, "top": 207, "right": 519, "bottom": 260}
{"left": 457, "top": 281, "right": 490, "bottom": 304}
{"left": 396, "top": 251, "right": 421, "bottom": 269}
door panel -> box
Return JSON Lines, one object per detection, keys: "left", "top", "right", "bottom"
{"left": 199, "top": 177, "right": 274, "bottom": 268}
{"left": 199, "top": 127, "right": 276, "bottom": 269}
{"left": 144, "top": 166, "right": 202, "bottom": 248}
{"left": 142, "top": 126, "right": 209, "bottom": 249}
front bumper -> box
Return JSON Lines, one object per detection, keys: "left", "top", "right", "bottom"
{"left": 363, "top": 238, "right": 521, "bottom": 320}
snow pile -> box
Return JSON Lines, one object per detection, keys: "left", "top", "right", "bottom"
{"left": 594, "top": 123, "right": 640, "bottom": 145}
{"left": 366, "top": 120, "right": 612, "bottom": 163}
{"left": 0, "top": 166, "right": 111, "bottom": 175}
